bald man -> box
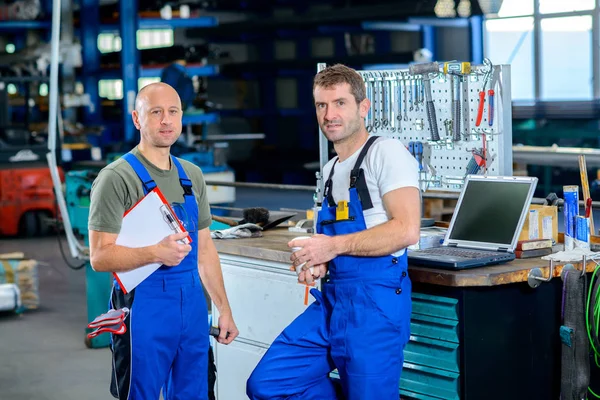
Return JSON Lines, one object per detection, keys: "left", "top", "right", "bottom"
{"left": 88, "top": 82, "right": 238, "bottom": 400}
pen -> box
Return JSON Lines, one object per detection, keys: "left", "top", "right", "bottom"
{"left": 164, "top": 211, "right": 180, "bottom": 232}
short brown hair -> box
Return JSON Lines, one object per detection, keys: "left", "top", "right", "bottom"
{"left": 313, "top": 64, "right": 366, "bottom": 104}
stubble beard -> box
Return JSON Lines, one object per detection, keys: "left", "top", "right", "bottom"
{"left": 323, "top": 113, "right": 362, "bottom": 145}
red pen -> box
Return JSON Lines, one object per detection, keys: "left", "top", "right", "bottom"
{"left": 586, "top": 197, "right": 593, "bottom": 218}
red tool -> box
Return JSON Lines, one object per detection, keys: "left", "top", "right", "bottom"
{"left": 481, "top": 133, "right": 487, "bottom": 171}
{"left": 475, "top": 59, "right": 493, "bottom": 127}
{"left": 487, "top": 89, "right": 495, "bottom": 126}
{"left": 586, "top": 197, "right": 593, "bottom": 218}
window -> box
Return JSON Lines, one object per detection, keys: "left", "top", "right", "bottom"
{"left": 97, "top": 33, "right": 121, "bottom": 54}
{"left": 540, "top": 16, "right": 592, "bottom": 100}
{"left": 99, "top": 79, "right": 123, "bottom": 100}
{"left": 485, "top": 17, "right": 534, "bottom": 100}
{"left": 484, "top": 0, "right": 597, "bottom": 103}
{"left": 99, "top": 78, "right": 162, "bottom": 100}
{"left": 138, "top": 78, "right": 161, "bottom": 90}
{"left": 137, "top": 29, "right": 174, "bottom": 50}
{"left": 539, "top": 0, "right": 594, "bottom": 14}
{"left": 97, "top": 29, "right": 174, "bottom": 99}
{"left": 98, "top": 30, "right": 173, "bottom": 53}
{"left": 496, "top": 0, "right": 533, "bottom": 17}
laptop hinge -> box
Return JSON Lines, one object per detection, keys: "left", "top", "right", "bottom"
{"left": 498, "top": 247, "right": 509, "bottom": 252}
{"left": 448, "top": 243, "right": 458, "bottom": 247}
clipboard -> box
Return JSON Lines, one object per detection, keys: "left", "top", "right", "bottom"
{"left": 113, "top": 187, "right": 192, "bottom": 294}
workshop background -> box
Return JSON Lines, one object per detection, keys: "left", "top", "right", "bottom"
{"left": 1, "top": 0, "right": 599, "bottom": 399}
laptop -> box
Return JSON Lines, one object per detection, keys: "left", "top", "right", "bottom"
{"left": 408, "top": 175, "right": 538, "bottom": 269}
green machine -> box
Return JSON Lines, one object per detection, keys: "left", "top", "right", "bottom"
{"left": 65, "top": 169, "right": 113, "bottom": 348}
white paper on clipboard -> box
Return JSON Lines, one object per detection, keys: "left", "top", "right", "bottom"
{"left": 114, "top": 187, "right": 191, "bottom": 293}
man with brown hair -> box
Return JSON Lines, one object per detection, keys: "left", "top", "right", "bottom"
{"left": 247, "top": 64, "right": 421, "bottom": 399}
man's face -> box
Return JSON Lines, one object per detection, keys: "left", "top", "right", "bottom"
{"left": 313, "top": 82, "right": 369, "bottom": 144}
{"left": 132, "top": 86, "right": 183, "bottom": 148}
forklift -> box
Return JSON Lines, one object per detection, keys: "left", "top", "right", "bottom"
{"left": 0, "top": 77, "right": 63, "bottom": 237}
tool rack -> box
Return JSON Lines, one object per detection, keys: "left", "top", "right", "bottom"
{"left": 317, "top": 61, "right": 513, "bottom": 196}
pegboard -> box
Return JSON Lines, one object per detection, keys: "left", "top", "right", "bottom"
{"left": 316, "top": 62, "right": 513, "bottom": 196}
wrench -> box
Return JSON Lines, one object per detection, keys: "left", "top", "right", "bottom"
{"left": 381, "top": 72, "right": 388, "bottom": 129}
{"left": 396, "top": 73, "right": 403, "bottom": 131}
{"left": 403, "top": 74, "right": 409, "bottom": 121}
{"left": 389, "top": 76, "right": 396, "bottom": 132}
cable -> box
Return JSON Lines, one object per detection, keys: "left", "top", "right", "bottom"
{"left": 54, "top": 192, "right": 86, "bottom": 270}
{"left": 586, "top": 258, "right": 600, "bottom": 398}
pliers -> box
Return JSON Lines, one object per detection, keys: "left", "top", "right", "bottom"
{"left": 475, "top": 58, "right": 494, "bottom": 127}
{"left": 408, "top": 141, "right": 424, "bottom": 171}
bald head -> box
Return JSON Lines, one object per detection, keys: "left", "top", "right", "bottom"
{"left": 135, "top": 82, "right": 182, "bottom": 113}
{"left": 132, "top": 82, "right": 183, "bottom": 149}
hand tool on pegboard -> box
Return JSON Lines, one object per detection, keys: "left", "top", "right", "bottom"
{"left": 444, "top": 61, "right": 471, "bottom": 142}
{"left": 465, "top": 148, "right": 486, "bottom": 175}
{"left": 475, "top": 58, "right": 494, "bottom": 127}
{"left": 408, "top": 141, "right": 424, "bottom": 171}
{"left": 409, "top": 62, "right": 441, "bottom": 141}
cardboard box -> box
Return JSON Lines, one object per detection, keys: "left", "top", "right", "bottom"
{"left": 518, "top": 205, "right": 558, "bottom": 243}
{"left": 0, "top": 254, "right": 39, "bottom": 311}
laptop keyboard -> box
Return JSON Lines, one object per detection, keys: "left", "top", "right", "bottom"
{"left": 418, "top": 247, "right": 505, "bottom": 259}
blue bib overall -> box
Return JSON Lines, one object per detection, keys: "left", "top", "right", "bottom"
{"left": 247, "top": 136, "right": 412, "bottom": 399}
{"left": 109, "top": 152, "right": 209, "bottom": 400}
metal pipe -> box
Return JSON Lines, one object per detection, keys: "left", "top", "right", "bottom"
{"left": 204, "top": 180, "right": 600, "bottom": 210}
{"left": 205, "top": 180, "right": 316, "bottom": 192}
{"left": 47, "top": 0, "right": 87, "bottom": 260}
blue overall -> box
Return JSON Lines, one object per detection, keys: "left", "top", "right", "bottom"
{"left": 247, "top": 136, "right": 412, "bottom": 399}
{"left": 109, "top": 152, "right": 209, "bottom": 400}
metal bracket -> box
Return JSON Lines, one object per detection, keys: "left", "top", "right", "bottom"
{"left": 528, "top": 256, "right": 588, "bottom": 289}
{"left": 560, "top": 264, "right": 576, "bottom": 281}
{"left": 527, "top": 260, "right": 554, "bottom": 289}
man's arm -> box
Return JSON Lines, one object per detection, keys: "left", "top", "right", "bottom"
{"left": 290, "top": 186, "right": 421, "bottom": 268}
{"left": 89, "top": 230, "right": 191, "bottom": 273}
{"left": 196, "top": 228, "right": 238, "bottom": 344}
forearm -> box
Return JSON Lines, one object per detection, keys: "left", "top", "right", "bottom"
{"left": 90, "top": 243, "right": 159, "bottom": 273}
{"left": 198, "top": 241, "right": 231, "bottom": 315}
{"left": 332, "top": 219, "right": 419, "bottom": 257}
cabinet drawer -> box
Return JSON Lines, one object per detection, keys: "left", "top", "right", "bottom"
{"left": 410, "top": 313, "right": 459, "bottom": 344}
{"left": 412, "top": 292, "right": 459, "bottom": 321}
{"left": 400, "top": 362, "right": 460, "bottom": 400}
{"left": 404, "top": 335, "right": 459, "bottom": 373}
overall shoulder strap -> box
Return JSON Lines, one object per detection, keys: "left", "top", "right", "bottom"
{"left": 323, "top": 157, "right": 339, "bottom": 207}
{"left": 349, "top": 135, "right": 379, "bottom": 210}
{"left": 171, "top": 157, "right": 193, "bottom": 196}
{"left": 122, "top": 152, "right": 156, "bottom": 195}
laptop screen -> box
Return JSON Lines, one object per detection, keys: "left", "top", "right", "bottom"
{"left": 447, "top": 177, "right": 536, "bottom": 247}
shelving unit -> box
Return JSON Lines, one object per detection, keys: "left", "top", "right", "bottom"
{"left": 79, "top": 0, "right": 222, "bottom": 146}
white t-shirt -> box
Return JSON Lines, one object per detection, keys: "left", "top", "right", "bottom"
{"left": 322, "top": 136, "right": 420, "bottom": 255}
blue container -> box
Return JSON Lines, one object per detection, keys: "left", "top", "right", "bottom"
{"left": 563, "top": 185, "right": 579, "bottom": 251}
{"left": 575, "top": 216, "right": 590, "bottom": 250}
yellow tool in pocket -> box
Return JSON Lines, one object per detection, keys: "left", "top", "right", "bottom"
{"left": 336, "top": 200, "right": 349, "bottom": 220}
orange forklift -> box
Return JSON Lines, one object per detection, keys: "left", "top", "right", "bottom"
{"left": 0, "top": 80, "right": 63, "bottom": 237}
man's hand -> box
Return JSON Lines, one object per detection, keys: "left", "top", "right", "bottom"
{"left": 289, "top": 234, "right": 338, "bottom": 270}
{"left": 155, "top": 232, "right": 191, "bottom": 266}
{"left": 292, "top": 263, "right": 328, "bottom": 285}
{"left": 217, "top": 312, "right": 239, "bottom": 345}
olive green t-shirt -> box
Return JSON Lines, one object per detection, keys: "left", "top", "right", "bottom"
{"left": 88, "top": 146, "right": 212, "bottom": 234}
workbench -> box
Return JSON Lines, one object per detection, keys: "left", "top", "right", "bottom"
{"left": 212, "top": 229, "right": 598, "bottom": 400}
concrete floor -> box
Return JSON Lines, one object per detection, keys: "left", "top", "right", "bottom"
{"left": 0, "top": 236, "right": 111, "bottom": 400}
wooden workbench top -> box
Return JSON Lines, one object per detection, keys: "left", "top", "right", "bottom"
{"left": 213, "top": 229, "right": 596, "bottom": 287}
